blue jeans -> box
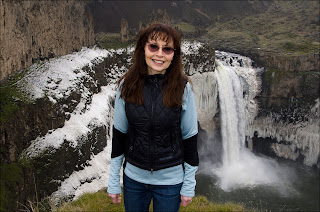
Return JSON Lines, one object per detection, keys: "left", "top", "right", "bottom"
{"left": 123, "top": 174, "right": 182, "bottom": 212}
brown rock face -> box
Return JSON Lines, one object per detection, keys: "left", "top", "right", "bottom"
{"left": 0, "top": 0, "right": 95, "bottom": 81}
{"left": 257, "top": 50, "right": 320, "bottom": 72}
{"left": 120, "top": 18, "right": 129, "bottom": 42}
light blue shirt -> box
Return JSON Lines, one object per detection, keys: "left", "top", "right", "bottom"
{"left": 108, "top": 82, "right": 198, "bottom": 197}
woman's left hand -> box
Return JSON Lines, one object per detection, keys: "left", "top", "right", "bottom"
{"left": 180, "top": 195, "right": 193, "bottom": 207}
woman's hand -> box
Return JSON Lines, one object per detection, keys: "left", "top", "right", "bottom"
{"left": 180, "top": 195, "right": 193, "bottom": 207}
{"left": 108, "top": 193, "right": 121, "bottom": 204}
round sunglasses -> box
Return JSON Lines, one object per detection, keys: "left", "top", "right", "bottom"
{"left": 147, "top": 43, "right": 175, "bottom": 55}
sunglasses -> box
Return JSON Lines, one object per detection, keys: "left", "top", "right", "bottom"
{"left": 147, "top": 43, "right": 175, "bottom": 55}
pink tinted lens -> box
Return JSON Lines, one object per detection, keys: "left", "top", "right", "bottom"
{"left": 162, "top": 47, "right": 174, "bottom": 54}
{"left": 148, "top": 44, "right": 159, "bottom": 52}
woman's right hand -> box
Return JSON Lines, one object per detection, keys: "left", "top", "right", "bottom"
{"left": 108, "top": 193, "right": 121, "bottom": 204}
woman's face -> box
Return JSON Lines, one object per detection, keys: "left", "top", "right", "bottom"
{"left": 144, "top": 37, "right": 174, "bottom": 75}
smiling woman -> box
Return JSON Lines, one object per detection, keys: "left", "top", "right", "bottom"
{"left": 107, "top": 22, "right": 199, "bottom": 212}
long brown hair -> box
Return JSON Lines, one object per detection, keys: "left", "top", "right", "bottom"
{"left": 118, "top": 22, "right": 189, "bottom": 108}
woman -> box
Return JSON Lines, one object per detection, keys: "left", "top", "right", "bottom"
{"left": 107, "top": 22, "right": 199, "bottom": 212}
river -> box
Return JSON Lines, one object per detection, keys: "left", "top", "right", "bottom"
{"left": 196, "top": 157, "right": 319, "bottom": 211}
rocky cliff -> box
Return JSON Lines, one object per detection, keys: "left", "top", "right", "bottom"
{"left": 255, "top": 51, "right": 319, "bottom": 72}
{"left": 248, "top": 64, "right": 319, "bottom": 168}
{"left": 0, "top": 48, "right": 113, "bottom": 211}
{"left": 243, "top": 46, "right": 320, "bottom": 169}
{"left": 0, "top": 0, "right": 95, "bottom": 82}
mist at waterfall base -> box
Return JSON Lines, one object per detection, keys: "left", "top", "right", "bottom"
{"left": 196, "top": 52, "right": 319, "bottom": 211}
{"left": 196, "top": 159, "right": 319, "bottom": 211}
{"left": 197, "top": 145, "right": 319, "bottom": 211}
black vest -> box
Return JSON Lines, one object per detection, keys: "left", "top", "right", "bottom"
{"left": 124, "top": 74, "right": 184, "bottom": 172}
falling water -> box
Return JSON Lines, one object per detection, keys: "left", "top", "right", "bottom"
{"left": 215, "top": 60, "right": 246, "bottom": 166}
{"left": 208, "top": 51, "right": 296, "bottom": 193}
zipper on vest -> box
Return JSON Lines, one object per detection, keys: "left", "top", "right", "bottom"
{"left": 150, "top": 77, "right": 157, "bottom": 174}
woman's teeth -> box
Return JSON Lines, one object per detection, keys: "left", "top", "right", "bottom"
{"left": 153, "top": 59, "right": 164, "bottom": 64}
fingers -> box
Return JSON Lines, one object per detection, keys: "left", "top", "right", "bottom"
{"left": 108, "top": 193, "right": 121, "bottom": 204}
{"left": 180, "top": 195, "right": 193, "bottom": 207}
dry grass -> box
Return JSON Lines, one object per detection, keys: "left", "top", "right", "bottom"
{"left": 204, "top": 1, "right": 319, "bottom": 55}
{"left": 95, "top": 32, "right": 132, "bottom": 50}
{"left": 174, "top": 22, "right": 197, "bottom": 33}
{"left": 53, "top": 189, "right": 247, "bottom": 212}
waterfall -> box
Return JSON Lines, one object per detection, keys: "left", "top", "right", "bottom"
{"left": 215, "top": 60, "right": 245, "bottom": 166}
{"left": 208, "top": 51, "right": 296, "bottom": 193}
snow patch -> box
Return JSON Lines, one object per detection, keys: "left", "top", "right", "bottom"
{"left": 17, "top": 47, "right": 112, "bottom": 101}
{"left": 22, "top": 86, "right": 116, "bottom": 158}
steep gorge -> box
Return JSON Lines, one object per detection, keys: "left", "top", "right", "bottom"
{"left": 1, "top": 1, "right": 319, "bottom": 211}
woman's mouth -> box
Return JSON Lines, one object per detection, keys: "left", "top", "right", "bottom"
{"left": 152, "top": 59, "right": 164, "bottom": 64}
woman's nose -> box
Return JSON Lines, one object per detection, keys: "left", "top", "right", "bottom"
{"left": 156, "top": 48, "right": 164, "bottom": 56}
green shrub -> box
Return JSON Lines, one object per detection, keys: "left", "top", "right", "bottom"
{"left": 0, "top": 70, "right": 32, "bottom": 122}
{"left": 95, "top": 33, "right": 132, "bottom": 50}
{"left": 0, "top": 161, "right": 24, "bottom": 211}
{"left": 282, "top": 41, "right": 318, "bottom": 53}
{"left": 174, "top": 22, "right": 196, "bottom": 33}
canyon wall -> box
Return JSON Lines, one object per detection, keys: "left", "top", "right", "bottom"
{"left": 0, "top": 0, "right": 95, "bottom": 82}
{"left": 248, "top": 65, "right": 319, "bottom": 168}
{"left": 256, "top": 51, "right": 319, "bottom": 72}
{"left": 246, "top": 48, "right": 320, "bottom": 169}
{"left": 0, "top": 48, "right": 113, "bottom": 211}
